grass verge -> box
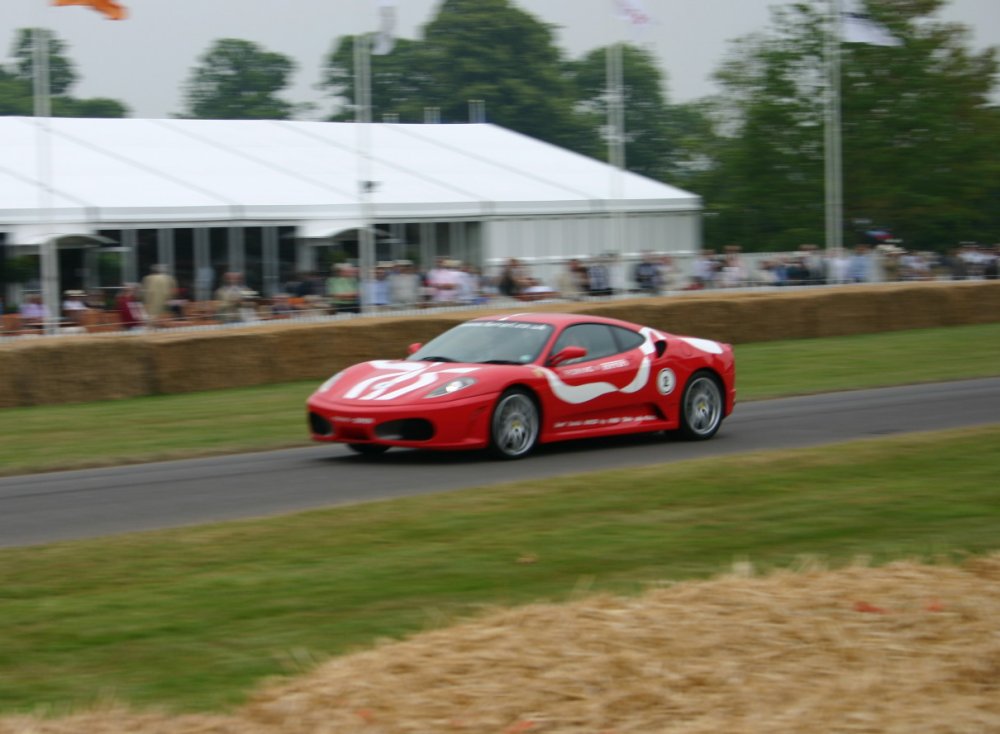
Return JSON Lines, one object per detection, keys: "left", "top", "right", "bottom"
{"left": 1, "top": 322, "right": 999, "bottom": 477}
{"left": 1, "top": 424, "right": 999, "bottom": 714}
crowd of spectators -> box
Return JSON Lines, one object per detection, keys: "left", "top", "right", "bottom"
{"left": 2, "top": 242, "right": 997, "bottom": 337}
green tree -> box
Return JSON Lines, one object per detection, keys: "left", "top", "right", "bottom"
{"left": 181, "top": 39, "right": 297, "bottom": 120}
{"left": 319, "top": 0, "right": 598, "bottom": 156}
{"left": 700, "top": 0, "right": 998, "bottom": 252}
{"left": 2, "top": 28, "right": 128, "bottom": 117}
{"left": 10, "top": 28, "right": 77, "bottom": 95}
{"left": 53, "top": 97, "right": 128, "bottom": 117}
{"left": 0, "top": 69, "right": 32, "bottom": 115}
{"left": 321, "top": 36, "right": 436, "bottom": 122}
{"left": 568, "top": 44, "right": 706, "bottom": 183}
{"left": 421, "top": 0, "right": 594, "bottom": 151}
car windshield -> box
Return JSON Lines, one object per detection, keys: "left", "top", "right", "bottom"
{"left": 409, "top": 321, "right": 554, "bottom": 365}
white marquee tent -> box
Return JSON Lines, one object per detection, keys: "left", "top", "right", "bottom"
{"left": 1, "top": 116, "right": 701, "bottom": 316}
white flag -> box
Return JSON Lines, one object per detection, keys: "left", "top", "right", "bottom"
{"left": 842, "top": 0, "right": 901, "bottom": 47}
{"left": 372, "top": 0, "right": 396, "bottom": 56}
{"left": 612, "top": 0, "right": 654, "bottom": 40}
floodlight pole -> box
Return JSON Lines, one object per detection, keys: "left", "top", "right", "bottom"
{"left": 354, "top": 33, "right": 375, "bottom": 314}
{"left": 824, "top": 0, "right": 845, "bottom": 260}
{"left": 33, "top": 26, "right": 61, "bottom": 336}
{"left": 606, "top": 41, "right": 627, "bottom": 287}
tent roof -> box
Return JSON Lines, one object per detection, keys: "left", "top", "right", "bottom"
{"left": 0, "top": 117, "right": 699, "bottom": 241}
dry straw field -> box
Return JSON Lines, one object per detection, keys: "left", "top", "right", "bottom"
{"left": 3, "top": 555, "right": 998, "bottom": 733}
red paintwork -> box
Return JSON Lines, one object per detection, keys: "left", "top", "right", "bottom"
{"left": 306, "top": 312, "right": 735, "bottom": 454}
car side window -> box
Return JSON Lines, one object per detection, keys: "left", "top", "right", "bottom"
{"left": 552, "top": 324, "right": 620, "bottom": 364}
{"left": 611, "top": 326, "right": 645, "bottom": 352}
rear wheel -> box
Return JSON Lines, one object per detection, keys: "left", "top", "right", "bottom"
{"left": 678, "top": 372, "right": 724, "bottom": 440}
{"left": 489, "top": 388, "right": 539, "bottom": 459}
{"left": 347, "top": 443, "right": 390, "bottom": 456}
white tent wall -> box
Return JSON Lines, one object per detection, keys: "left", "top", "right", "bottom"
{"left": 483, "top": 210, "right": 700, "bottom": 291}
{"left": 1, "top": 117, "right": 701, "bottom": 304}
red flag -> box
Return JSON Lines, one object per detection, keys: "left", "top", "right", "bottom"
{"left": 52, "top": 0, "right": 128, "bottom": 21}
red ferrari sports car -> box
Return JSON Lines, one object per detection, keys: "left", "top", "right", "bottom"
{"left": 307, "top": 312, "right": 736, "bottom": 459}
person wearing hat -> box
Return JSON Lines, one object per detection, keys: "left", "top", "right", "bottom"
{"left": 215, "top": 271, "right": 251, "bottom": 323}
{"left": 141, "top": 263, "right": 178, "bottom": 327}
{"left": 61, "top": 289, "right": 91, "bottom": 328}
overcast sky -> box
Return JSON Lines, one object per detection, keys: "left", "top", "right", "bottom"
{"left": 3, "top": 0, "right": 997, "bottom": 119}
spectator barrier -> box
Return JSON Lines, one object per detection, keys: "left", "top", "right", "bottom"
{"left": 0, "top": 281, "right": 997, "bottom": 408}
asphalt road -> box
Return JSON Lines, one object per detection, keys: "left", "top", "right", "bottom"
{"left": 2, "top": 378, "right": 999, "bottom": 549}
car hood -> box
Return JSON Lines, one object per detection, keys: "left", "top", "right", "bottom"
{"left": 313, "top": 359, "right": 528, "bottom": 405}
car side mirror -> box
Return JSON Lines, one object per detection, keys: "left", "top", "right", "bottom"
{"left": 548, "top": 345, "right": 587, "bottom": 366}
{"left": 407, "top": 342, "right": 422, "bottom": 355}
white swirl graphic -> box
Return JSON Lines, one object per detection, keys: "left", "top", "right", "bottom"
{"left": 541, "top": 327, "right": 663, "bottom": 404}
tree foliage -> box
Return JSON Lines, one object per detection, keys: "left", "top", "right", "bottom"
{"left": 319, "top": 0, "right": 600, "bottom": 156}
{"left": 181, "top": 38, "right": 297, "bottom": 120}
{"left": 567, "top": 44, "right": 714, "bottom": 184}
{"left": 700, "top": 0, "right": 998, "bottom": 251}
{"left": 1, "top": 28, "right": 128, "bottom": 117}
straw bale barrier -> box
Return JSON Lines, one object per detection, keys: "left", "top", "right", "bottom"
{"left": 2, "top": 555, "right": 998, "bottom": 733}
{"left": 0, "top": 280, "right": 997, "bottom": 407}
{"left": 0, "top": 337, "right": 151, "bottom": 408}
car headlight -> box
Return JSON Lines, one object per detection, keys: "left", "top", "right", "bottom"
{"left": 425, "top": 377, "right": 477, "bottom": 398}
{"left": 318, "top": 371, "right": 345, "bottom": 393}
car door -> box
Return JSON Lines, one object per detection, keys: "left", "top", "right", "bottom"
{"left": 544, "top": 323, "right": 654, "bottom": 432}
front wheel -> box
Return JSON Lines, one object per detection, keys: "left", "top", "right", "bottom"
{"left": 678, "top": 372, "right": 724, "bottom": 440}
{"left": 489, "top": 388, "right": 539, "bottom": 459}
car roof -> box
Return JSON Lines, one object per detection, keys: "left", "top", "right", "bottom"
{"left": 469, "top": 312, "right": 638, "bottom": 329}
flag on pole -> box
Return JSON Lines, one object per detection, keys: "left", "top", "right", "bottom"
{"left": 52, "top": 0, "right": 128, "bottom": 20}
{"left": 612, "top": 0, "right": 654, "bottom": 41}
{"left": 842, "top": 0, "right": 900, "bottom": 46}
{"left": 371, "top": 0, "right": 396, "bottom": 56}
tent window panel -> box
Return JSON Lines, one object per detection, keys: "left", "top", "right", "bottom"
{"left": 245, "top": 228, "right": 263, "bottom": 293}
{"left": 202, "top": 228, "right": 228, "bottom": 295}
{"left": 173, "top": 229, "right": 194, "bottom": 297}
{"left": 278, "top": 227, "right": 297, "bottom": 290}
{"left": 136, "top": 229, "right": 159, "bottom": 282}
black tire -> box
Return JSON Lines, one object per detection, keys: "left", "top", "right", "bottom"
{"left": 488, "top": 388, "right": 540, "bottom": 459}
{"left": 346, "top": 443, "right": 390, "bottom": 456}
{"left": 678, "top": 371, "right": 724, "bottom": 440}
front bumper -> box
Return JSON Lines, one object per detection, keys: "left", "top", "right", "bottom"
{"left": 307, "top": 392, "right": 496, "bottom": 450}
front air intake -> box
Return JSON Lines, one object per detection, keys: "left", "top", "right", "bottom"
{"left": 375, "top": 419, "right": 434, "bottom": 441}
{"left": 309, "top": 412, "right": 334, "bottom": 437}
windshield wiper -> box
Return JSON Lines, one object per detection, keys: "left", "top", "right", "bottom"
{"left": 418, "top": 355, "right": 457, "bottom": 363}
{"left": 478, "top": 359, "right": 522, "bottom": 365}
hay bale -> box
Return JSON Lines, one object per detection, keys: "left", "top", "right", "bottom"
{"left": 3, "top": 337, "right": 151, "bottom": 406}
{"left": 0, "top": 344, "right": 32, "bottom": 408}
{"left": 951, "top": 280, "right": 1000, "bottom": 324}
{"left": 879, "top": 282, "right": 959, "bottom": 330}
{"left": 146, "top": 330, "right": 280, "bottom": 395}
{"left": 259, "top": 322, "right": 355, "bottom": 384}
{"left": 4, "top": 556, "right": 998, "bottom": 733}
{"left": 2, "top": 281, "right": 998, "bottom": 407}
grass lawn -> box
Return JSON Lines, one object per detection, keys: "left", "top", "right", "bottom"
{"left": 0, "top": 425, "right": 998, "bottom": 714}
{"left": 0, "top": 322, "right": 998, "bottom": 715}
{"left": 1, "top": 322, "right": 999, "bottom": 477}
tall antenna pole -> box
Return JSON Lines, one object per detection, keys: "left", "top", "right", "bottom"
{"left": 606, "top": 41, "right": 627, "bottom": 282}
{"left": 33, "top": 26, "right": 60, "bottom": 335}
{"left": 354, "top": 33, "right": 374, "bottom": 313}
{"left": 824, "top": 0, "right": 844, "bottom": 259}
